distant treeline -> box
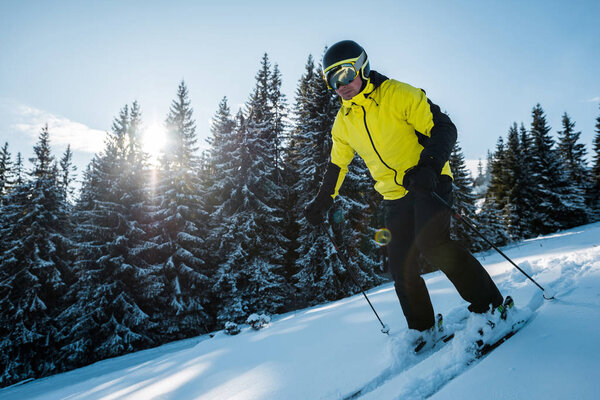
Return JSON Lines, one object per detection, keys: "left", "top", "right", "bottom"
{"left": 1, "top": 52, "right": 599, "bottom": 387}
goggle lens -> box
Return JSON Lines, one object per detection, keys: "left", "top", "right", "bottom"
{"left": 325, "top": 64, "right": 358, "bottom": 90}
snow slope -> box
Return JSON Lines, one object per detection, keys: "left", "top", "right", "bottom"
{"left": 2, "top": 223, "right": 600, "bottom": 400}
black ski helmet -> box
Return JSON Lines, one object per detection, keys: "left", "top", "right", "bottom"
{"left": 322, "top": 40, "right": 370, "bottom": 82}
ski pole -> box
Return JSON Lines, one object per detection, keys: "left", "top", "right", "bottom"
{"left": 319, "top": 222, "right": 390, "bottom": 334}
{"left": 431, "top": 192, "right": 555, "bottom": 300}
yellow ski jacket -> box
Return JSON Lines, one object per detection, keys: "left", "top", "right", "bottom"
{"left": 328, "top": 71, "right": 455, "bottom": 200}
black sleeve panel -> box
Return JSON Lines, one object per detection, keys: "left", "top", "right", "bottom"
{"left": 418, "top": 97, "right": 457, "bottom": 174}
{"left": 316, "top": 162, "right": 341, "bottom": 199}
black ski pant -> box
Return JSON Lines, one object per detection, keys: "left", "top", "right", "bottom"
{"left": 384, "top": 176, "right": 503, "bottom": 331}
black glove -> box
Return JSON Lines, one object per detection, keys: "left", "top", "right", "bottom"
{"left": 403, "top": 164, "right": 439, "bottom": 195}
{"left": 304, "top": 195, "right": 333, "bottom": 226}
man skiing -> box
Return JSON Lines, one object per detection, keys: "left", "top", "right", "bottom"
{"left": 304, "top": 40, "right": 506, "bottom": 344}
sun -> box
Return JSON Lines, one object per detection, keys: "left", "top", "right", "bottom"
{"left": 142, "top": 120, "right": 167, "bottom": 165}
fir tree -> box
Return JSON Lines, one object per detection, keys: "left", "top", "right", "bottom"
{"left": 0, "top": 125, "right": 74, "bottom": 386}
{"left": 152, "top": 81, "right": 212, "bottom": 338}
{"left": 58, "top": 145, "right": 77, "bottom": 203}
{"left": 13, "top": 152, "right": 25, "bottom": 186}
{"left": 487, "top": 137, "right": 509, "bottom": 210}
{"left": 210, "top": 55, "right": 289, "bottom": 324}
{"left": 448, "top": 141, "right": 482, "bottom": 250}
{"left": 207, "top": 105, "right": 247, "bottom": 323}
{"left": 270, "top": 63, "right": 287, "bottom": 179}
{"left": 472, "top": 158, "right": 487, "bottom": 197}
{"left": 528, "top": 104, "right": 587, "bottom": 234}
{"left": 479, "top": 138, "right": 510, "bottom": 247}
{"left": 57, "top": 103, "right": 158, "bottom": 372}
{"left": 592, "top": 104, "right": 600, "bottom": 216}
{"left": 557, "top": 113, "right": 589, "bottom": 187}
{"left": 501, "top": 123, "right": 531, "bottom": 239}
{"left": 0, "top": 142, "right": 12, "bottom": 201}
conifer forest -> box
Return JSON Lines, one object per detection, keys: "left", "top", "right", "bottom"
{"left": 1, "top": 53, "right": 600, "bottom": 387}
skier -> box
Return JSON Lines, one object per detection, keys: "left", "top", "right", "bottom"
{"left": 304, "top": 40, "right": 506, "bottom": 345}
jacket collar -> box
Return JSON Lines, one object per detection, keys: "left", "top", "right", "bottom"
{"left": 341, "top": 78, "right": 375, "bottom": 109}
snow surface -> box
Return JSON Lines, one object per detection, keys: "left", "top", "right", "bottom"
{"left": 2, "top": 223, "right": 600, "bottom": 400}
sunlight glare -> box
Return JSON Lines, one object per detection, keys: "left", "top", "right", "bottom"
{"left": 142, "top": 120, "right": 167, "bottom": 164}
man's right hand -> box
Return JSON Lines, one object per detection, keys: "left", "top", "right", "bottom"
{"left": 304, "top": 195, "right": 333, "bottom": 226}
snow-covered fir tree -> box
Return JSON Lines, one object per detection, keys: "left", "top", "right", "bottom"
{"left": 448, "top": 141, "right": 483, "bottom": 250}
{"left": 206, "top": 103, "right": 247, "bottom": 324}
{"left": 0, "top": 142, "right": 12, "bottom": 201}
{"left": 501, "top": 123, "right": 533, "bottom": 239}
{"left": 57, "top": 103, "right": 159, "bottom": 371}
{"left": 555, "top": 112, "right": 593, "bottom": 221}
{"left": 486, "top": 137, "right": 510, "bottom": 211}
{"left": 557, "top": 113, "right": 589, "bottom": 189}
{"left": 478, "top": 138, "right": 510, "bottom": 247}
{"left": 209, "top": 54, "right": 289, "bottom": 325}
{"left": 151, "top": 81, "right": 212, "bottom": 338}
{"left": 281, "top": 56, "right": 316, "bottom": 301}
{"left": 472, "top": 157, "right": 488, "bottom": 198}
{"left": 13, "top": 152, "right": 24, "bottom": 186}
{"left": 527, "top": 104, "right": 587, "bottom": 234}
{"left": 592, "top": 105, "right": 600, "bottom": 216}
{"left": 270, "top": 63, "right": 287, "bottom": 178}
{"left": 0, "top": 125, "right": 74, "bottom": 386}
{"left": 58, "top": 145, "right": 77, "bottom": 204}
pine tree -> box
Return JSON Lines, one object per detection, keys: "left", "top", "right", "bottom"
{"left": 207, "top": 105, "right": 247, "bottom": 324}
{"left": 57, "top": 103, "right": 158, "bottom": 371}
{"left": 487, "top": 137, "right": 509, "bottom": 210}
{"left": 0, "top": 125, "right": 74, "bottom": 386}
{"left": 557, "top": 113, "right": 589, "bottom": 187}
{"left": 528, "top": 104, "right": 587, "bottom": 234}
{"left": 152, "top": 81, "right": 212, "bottom": 338}
{"left": 448, "top": 141, "right": 483, "bottom": 250}
{"left": 472, "top": 157, "right": 487, "bottom": 198}
{"left": 210, "top": 54, "right": 289, "bottom": 325}
{"left": 501, "top": 123, "right": 531, "bottom": 239}
{"left": 205, "top": 97, "right": 238, "bottom": 217}
{"left": 270, "top": 63, "right": 287, "bottom": 179}
{"left": 58, "top": 145, "right": 77, "bottom": 203}
{"left": 13, "top": 152, "right": 24, "bottom": 186}
{"left": 0, "top": 142, "right": 12, "bottom": 201}
{"left": 479, "top": 138, "right": 510, "bottom": 247}
{"left": 592, "top": 104, "right": 600, "bottom": 216}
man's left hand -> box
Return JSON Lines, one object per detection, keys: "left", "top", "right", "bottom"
{"left": 403, "top": 164, "right": 439, "bottom": 195}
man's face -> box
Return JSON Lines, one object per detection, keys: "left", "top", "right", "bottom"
{"left": 335, "top": 75, "right": 363, "bottom": 100}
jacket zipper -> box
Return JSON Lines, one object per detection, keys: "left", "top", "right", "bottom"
{"left": 361, "top": 106, "right": 402, "bottom": 187}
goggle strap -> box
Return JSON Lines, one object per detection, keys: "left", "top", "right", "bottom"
{"left": 354, "top": 51, "right": 367, "bottom": 72}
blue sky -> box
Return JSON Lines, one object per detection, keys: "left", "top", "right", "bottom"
{"left": 1, "top": 0, "right": 599, "bottom": 178}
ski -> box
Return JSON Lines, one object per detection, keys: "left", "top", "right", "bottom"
{"left": 341, "top": 297, "right": 528, "bottom": 400}
{"left": 341, "top": 314, "right": 466, "bottom": 400}
{"left": 473, "top": 318, "right": 528, "bottom": 359}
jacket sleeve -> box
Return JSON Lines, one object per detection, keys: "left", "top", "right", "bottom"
{"left": 402, "top": 85, "right": 457, "bottom": 174}
{"left": 325, "top": 119, "right": 355, "bottom": 198}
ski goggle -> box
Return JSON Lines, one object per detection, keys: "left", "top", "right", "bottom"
{"left": 323, "top": 51, "right": 368, "bottom": 90}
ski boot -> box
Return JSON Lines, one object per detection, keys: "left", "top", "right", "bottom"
{"left": 489, "top": 295, "right": 515, "bottom": 328}
{"left": 476, "top": 296, "right": 515, "bottom": 347}
{"left": 413, "top": 314, "right": 444, "bottom": 353}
